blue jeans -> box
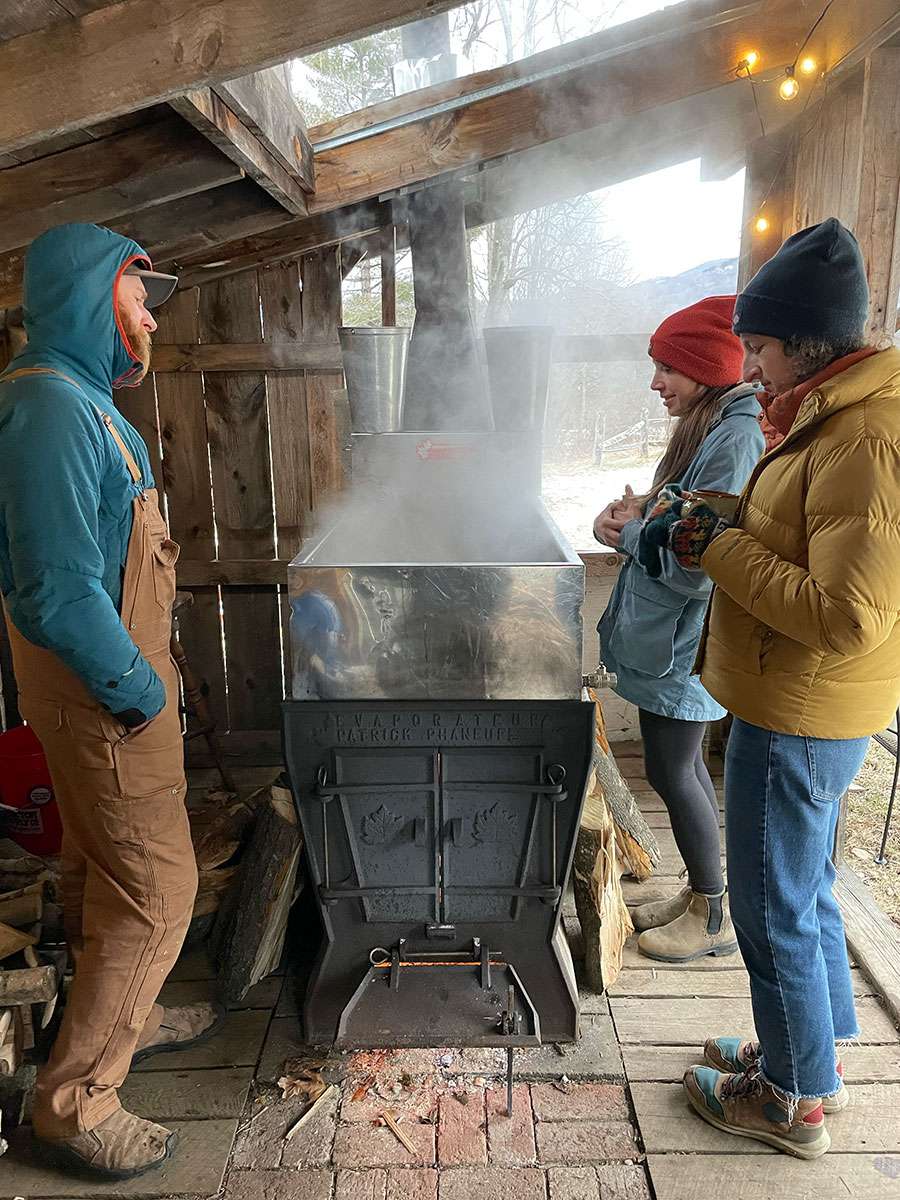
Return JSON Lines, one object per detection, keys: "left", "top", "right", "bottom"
{"left": 725, "top": 718, "right": 869, "bottom": 1099}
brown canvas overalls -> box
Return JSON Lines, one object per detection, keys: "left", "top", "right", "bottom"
{"left": 2, "top": 367, "right": 198, "bottom": 1138}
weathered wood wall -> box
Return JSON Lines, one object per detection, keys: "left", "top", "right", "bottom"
{"left": 739, "top": 51, "right": 900, "bottom": 340}
{"left": 0, "top": 250, "right": 349, "bottom": 757}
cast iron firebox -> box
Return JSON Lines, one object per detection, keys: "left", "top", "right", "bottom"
{"left": 283, "top": 699, "right": 594, "bottom": 1051}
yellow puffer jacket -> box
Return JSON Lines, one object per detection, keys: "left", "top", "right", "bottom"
{"left": 697, "top": 347, "right": 900, "bottom": 738}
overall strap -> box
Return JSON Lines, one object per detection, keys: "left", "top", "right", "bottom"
{"left": 95, "top": 409, "right": 144, "bottom": 488}
{"left": 1, "top": 365, "right": 145, "bottom": 489}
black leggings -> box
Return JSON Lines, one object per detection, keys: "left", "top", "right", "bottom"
{"left": 638, "top": 709, "right": 724, "bottom": 895}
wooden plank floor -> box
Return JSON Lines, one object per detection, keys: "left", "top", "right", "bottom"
{"left": 611, "top": 740, "right": 900, "bottom": 1200}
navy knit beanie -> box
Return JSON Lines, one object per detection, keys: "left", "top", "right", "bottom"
{"left": 733, "top": 218, "right": 869, "bottom": 342}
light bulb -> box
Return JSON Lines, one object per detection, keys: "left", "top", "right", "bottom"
{"left": 744, "top": 50, "right": 760, "bottom": 69}
{"left": 755, "top": 216, "right": 770, "bottom": 234}
{"left": 799, "top": 56, "right": 817, "bottom": 75}
{"left": 779, "top": 70, "right": 800, "bottom": 101}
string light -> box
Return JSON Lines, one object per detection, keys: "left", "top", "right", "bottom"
{"left": 755, "top": 216, "right": 770, "bottom": 234}
{"left": 738, "top": 50, "right": 760, "bottom": 72}
{"left": 779, "top": 67, "right": 800, "bottom": 100}
{"left": 799, "top": 55, "right": 817, "bottom": 74}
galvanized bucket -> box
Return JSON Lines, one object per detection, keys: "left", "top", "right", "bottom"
{"left": 339, "top": 326, "right": 410, "bottom": 433}
{"left": 483, "top": 325, "right": 555, "bottom": 432}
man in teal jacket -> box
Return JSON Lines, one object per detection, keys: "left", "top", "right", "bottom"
{"left": 0, "top": 223, "right": 167, "bottom": 720}
{"left": 1, "top": 224, "right": 221, "bottom": 1179}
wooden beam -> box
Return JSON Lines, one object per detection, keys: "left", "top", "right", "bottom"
{"left": 552, "top": 335, "right": 651, "bottom": 363}
{"left": 381, "top": 227, "right": 397, "bottom": 326}
{"left": 467, "top": 82, "right": 758, "bottom": 226}
{"left": 340, "top": 240, "right": 369, "bottom": 280}
{"left": 174, "top": 198, "right": 391, "bottom": 289}
{"left": 0, "top": 179, "right": 293, "bottom": 309}
{"left": 310, "top": 0, "right": 764, "bottom": 144}
{"left": 857, "top": 47, "right": 900, "bottom": 341}
{"left": 737, "top": 128, "right": 795, "bottom": 289}
{"left": 306, "top": 4, "right": 809, "bottom": 215}
{"left": 151, "top": 342, "right": 342, "bottom": 372}
{"left": 170, "top": 89, "right": 307, "bottom": 215}
{"left": 0, "top": 0, "right": 470, "bottom": 156}
{"left": 177, "top": 559, "right": 291, "bottom": 586}
{"left": 0, "top": 116, "right": 244, "bottom": 255}
{"left": 171, "top": 97, "right": 751, "bottom": 292}
{"left": 213, "top": 67, "right": 315, "bottom": 192}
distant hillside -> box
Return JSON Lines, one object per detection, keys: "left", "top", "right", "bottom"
{"left": 506, "top": 257, "right": 739, "bottom": 340}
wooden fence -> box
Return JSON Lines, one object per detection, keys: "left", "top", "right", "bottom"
{"left": 0, "top": 249, "right": 350, "bottom": 761}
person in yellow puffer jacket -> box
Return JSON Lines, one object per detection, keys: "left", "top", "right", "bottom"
{"left": 647, "top": 218, "right": 900, "bottom": 1159}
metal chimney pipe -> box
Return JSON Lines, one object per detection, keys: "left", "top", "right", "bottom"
{"left": 402, "top": 181, "right": 490, "bottom": 431}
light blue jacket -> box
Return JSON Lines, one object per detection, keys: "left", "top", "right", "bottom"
{"left": 0, "top": 223, "right": 164, "bottom": 719}
{"left": 598, "top": 386, "right": 765, "bottom": 721}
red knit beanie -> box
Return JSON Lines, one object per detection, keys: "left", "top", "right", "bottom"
{"left": 648, "top": 295, "right": 744, "bottom": 387}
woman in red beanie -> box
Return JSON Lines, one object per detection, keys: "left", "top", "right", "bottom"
{"left": 594, "top": 295, "right": 764, "bottom": 963}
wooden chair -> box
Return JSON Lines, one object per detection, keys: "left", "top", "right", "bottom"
{"left": 171, "top": 591, "right": 235, "bottom": 793}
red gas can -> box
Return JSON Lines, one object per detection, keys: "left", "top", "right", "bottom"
{"left": 0, "top": 723, "right": 63, "bottom": 856}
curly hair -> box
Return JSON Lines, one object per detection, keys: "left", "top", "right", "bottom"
{"left": 782, "top": 334, "right": 868, "bottom": 383}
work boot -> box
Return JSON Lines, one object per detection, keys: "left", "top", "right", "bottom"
{"left": 630, "top": 883, "right": 691, "bottom": 932}
{"left": 38, "top": 1108, "right": 177, "bottom": 1179}
{"left": 132, "top": 1001, "right": 226, "bottom": 1065}
{"left": 637, "top": 889, "right": 738, "bottom": 962}
{"left": 683, "top": 1065, "right": 830, "bottom": 1159}
{"left": 703, "top": 1037, "right": 848, "bottom": 1112}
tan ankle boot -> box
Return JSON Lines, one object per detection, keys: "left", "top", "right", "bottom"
{"left": 630, "top": 883, "right": 691, "bottom": 932}
{"left": 38, "top": 1108, "right": 177, "bottom": 1179}
{"left": 132, "top": 1001, "right": 225, "bottom": 1065}
{"left": 638, "top": 889, "right": 738, "bottom": 962}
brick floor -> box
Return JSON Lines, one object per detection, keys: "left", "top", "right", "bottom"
{"left": 224, "top": 1168, "right": 333, "bottom": 1200}
{"left": 545, "top": 1165, "right": 652, "bottom": 1200}
{"left": 531, "top": 1082, "right": 630, "bottom": 1123}
{"left": 387, "top": 1167, "right": 439, "bottom": 1200}
{"left": 535, "top": 1119, "right": 639, "bottom": 1164}
{"left": 486, "top": 1083, "right": 537, "bottom": 1166}
{"left": 439, "top": 1167, "right": 548, "bottom": 1200}
{"left": 333, "top": 1118, "right": 437, "bottom": 1168}
{"left": 438, "top": 1091, "right": 488, "bottom": 1165}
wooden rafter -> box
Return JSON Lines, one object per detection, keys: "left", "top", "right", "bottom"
{"left": 172, "top": 199, "right": 391, "bottom": 290}
{"left": 170, "top": 90, "right": 309, "bottom": 216}
{"left": 305, "top": 5, "right": 809, "bottom": 215}
{"left": 0, "top": 0, "right": 471, "bottom": 156}
{"left": 0, "top": 179, "right": 293, "bottom": 309}
{"left": 213, "top": 68, "right": 315, "bottom": 192}
{"left": 0, "top": 116, "right": 244, "bottom": 255}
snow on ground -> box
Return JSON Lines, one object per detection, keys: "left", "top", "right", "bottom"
{"left": 542, "top": 457, "right": 657, "bottom": 552}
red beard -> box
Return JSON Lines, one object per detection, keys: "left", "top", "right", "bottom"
{"left": 119, "top": 311, "right": 152, "bottom": 377}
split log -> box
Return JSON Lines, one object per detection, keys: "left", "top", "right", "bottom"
{"left": 0, "top": 882, "right": 43, "bottom": 929}
{"left": 190, "top": 785, "right": 269, "bottom": 871}
{"left": 193, "top": 865, "right": 239, "bottom": 919}
{"left": 0, "top": 922, "right": 35, "bottom": 962}
{"left": 0, "top": 1008, "right": 23, "bottom": 1077}
{"left": 584, "top": 692, "right": 660, "bottom": 881}
{"left": 572, "top": 695, "right": 659, "bottom": 993}
{"left": 0, "top": 839, "right": 52, "bottom": 895}
{"left": 0, "top": 965, "right": 57, "bottom": 1006}
{"left": 213, "top": 784, "right": 303, "bottom": 1002}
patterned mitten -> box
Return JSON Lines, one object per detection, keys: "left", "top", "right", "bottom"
{"left": 638, "top": 507, "right": 683, "bottom": 578}
{"left": 668, "top": 505, "right": 729, "bottom": 569}
{"left": 645, "top": 484, "right": 684, "bottom": 523}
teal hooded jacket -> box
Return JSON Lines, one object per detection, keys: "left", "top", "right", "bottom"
{"left": 0, "top": 223, "right": 165, "bottom": 720}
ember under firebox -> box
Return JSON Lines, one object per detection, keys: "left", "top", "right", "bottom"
{"left": 282, "top": 328, "right": 596, "bottom": 1097}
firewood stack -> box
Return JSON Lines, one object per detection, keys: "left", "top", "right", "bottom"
{"left": 0, "top": 840, "right": 63, "bottom": 1142}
